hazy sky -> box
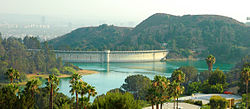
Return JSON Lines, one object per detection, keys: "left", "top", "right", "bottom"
{"left": 0, "top": 0, "right": 249, "bottom": 26}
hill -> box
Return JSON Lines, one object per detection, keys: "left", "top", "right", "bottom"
{"left": 50, "top": 24, "right": 131, "bottom": 51}
{"left": 49, "top": 13, "right": 250, "bottom": 63}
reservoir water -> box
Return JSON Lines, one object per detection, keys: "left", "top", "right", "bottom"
{"left": 50, "top": 60, "right": 234, "bottom": 100}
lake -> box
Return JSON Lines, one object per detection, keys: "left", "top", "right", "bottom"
{"left": 49, "top": 60, "right": 234, "bottom": 101}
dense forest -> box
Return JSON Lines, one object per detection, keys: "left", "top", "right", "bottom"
{"left": 0, "top": 35, "right": 79, "bottom": 83}
{"left": 49, "top": 13, "right": 250, "bottom": 63}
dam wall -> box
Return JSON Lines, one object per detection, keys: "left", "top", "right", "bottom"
{"left": 53, "top": 50, "right": 168, "bottom": 63}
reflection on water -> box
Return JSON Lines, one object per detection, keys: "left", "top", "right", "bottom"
{"left": 48, "top": 60, "right": 234, "bottom": 101}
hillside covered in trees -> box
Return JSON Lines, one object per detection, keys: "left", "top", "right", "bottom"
{"left": 49, "top": 13, "right": 250, "bottom": 63}
{"left": 0, "top": 35, "right": 80, "bottom": 83}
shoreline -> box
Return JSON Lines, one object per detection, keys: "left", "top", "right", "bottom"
{"left": 165, "top": 58, "right": 201, "bottom": 61}
{"left": 26, "top": 69, "right": 99, "bottom": 79}
{"left": 1, "top": 69, "right": 99, "bottom": 86}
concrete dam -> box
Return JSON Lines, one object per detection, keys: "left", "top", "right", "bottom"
{"left": 53, "top": 50, "right": 168, "bottom": 63}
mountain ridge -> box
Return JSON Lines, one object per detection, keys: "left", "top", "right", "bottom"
{"left": 49, "top": 13, "right": 250, "bottom": 63}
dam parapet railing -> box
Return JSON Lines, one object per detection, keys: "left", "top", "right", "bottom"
{"left": 52, "top": 50, "right": 168, "bottom": 54}
{"left": 27, "top": 49, "right": 168, "bottom": 63}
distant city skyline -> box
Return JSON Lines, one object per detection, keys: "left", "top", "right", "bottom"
{"left": 0, "top": 0, "right": 249, "bottom": 27}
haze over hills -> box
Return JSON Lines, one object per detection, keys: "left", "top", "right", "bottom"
{"left": 49, "top": 13, "right": 250, "bottom": 63}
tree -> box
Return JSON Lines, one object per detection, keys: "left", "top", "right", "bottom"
{"left": 69, "top": 73, "right": 82, "bottom": 109}
{"left": 241, "top": 65, "right": 250, "bottom": 108}
{"left": 34, "top": 87, "right": 74, "bottom": 109}
{"left": 208, "top": 69, "right": 226, "bottom": 85}
{"left": 0, "top": 84, "right": 19, "bottom": 109}
{"left": 46, "top": 74, "right": 59, "bottom": 109}
{"left": 5, "top": 68, "right": 20, "bottom": 84}
{"left": 24, "top": 79, "right": 41, "bottom": 98}
{"left": 187, "top": 81, "right": 202, "bottom": 95}
{"left": 49, "top": 67, "right": 60, "bottom": 75}
{"left": 92, "top": 92, "right": 142, "bottom": 109}
{"left": 121, "top": 74, "right": 151, "bottom": 100}
{"left": 201, "top": 80, "right": 224, "bottom": 94}
{"left": 199, "top": 70, "right": 210, "bottom": 82}
{"left": 206, "top": 54, "right": 216, "bottom": 71}
{"left": 178, "top": 66, "right": 198, "bottom": 91}
{"left": 19, "top": 80, "right": 41, "bottom": 109}
{"left": 146, "top": 87, "right": 157, "bottom": 109}
{"left": 79, "top": 80, "right": 88, "bottom": 109}
{"left": 171, "top": 69, "right": 185, "bottom": 109}
{"left": 152, "top": 75, "right": 170, "bottom": 109}
{"left": 169, "top": 81, "right": 184, "bottom": 109}
{"left": 86, "top": 85, "right": 97, "bottom": 101}
{"left": 171, "top": 70, "right": 185, "bottom": 83}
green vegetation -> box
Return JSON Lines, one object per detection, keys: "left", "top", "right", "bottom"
{"left": 241, "top": 65, "right": 249, "bottom": 108}
{"left": 186, "top": 68, "right": 227, "bottom": 94}
{"left": 0, "top": 36, "right": 81, "bottom": 83}
{"left": 206, "top": 54, "right": 216, "bottom": 71}
{"left": 234, "top": 94, "right": 250, "bottom": 109}
{"left": 49, "top": 13, "right": 250, "bottom": 63}
{"left": 92, "top": 92, "right": 142, "bottom": 109}
{"left": 46, "top": 74, "right": 59, "bottom": 109}
{"left": 5, "top": 68, "right": 20, "bottom": 84}
{"left": 184, "top": 99, "right": 203, "bottom": 106}
{"left": 69, "top": 73, "right": 82, "bottom": 109}
{"left": 186, "top": 81, "right": 202, "bottom": 95}
{"left": 226, "top": 55, "right": 250, "bottom": 94}
{"left": 144, "top": 70, "right": 185, "bottom": 109}
{"left": 147, "top": 75, "right": 171, "bottom": 109}
{"left": 121, "top": 74, "right": 151, "bottom": 100}
{"left": 170, "top": 70, "right": 185, "bottom": 109}
{"left": 209, "top": 95, "right": 228, "bottom": 109}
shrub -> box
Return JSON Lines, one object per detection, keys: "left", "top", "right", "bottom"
{"left": 91, "top": 92, "right": 142, "bottom": 109}
{"left": 62, "top": 66, "right": 76, "bottom": 74}
{"left": 201, "top": 105, "right": 210, "bottom": 109}
{"left": 201, "top": 80, "right": 224, "bottom": 94}
{"left": 194, "top": 100, "right": 203, "bottom": 106}
{"left": 49, "top": 68, "right": 60, "bottom": 76}
{"left": 209, "top": 84, "right": 224, "bottom": 93}
{"left": 210, "top": 95, "right": 228, "bottom": 109}
{"left": 186, "top": 81, "right": 201, "bottom": 95}
{"left": 184, "top": 99, "right": 203, "bottom": 106}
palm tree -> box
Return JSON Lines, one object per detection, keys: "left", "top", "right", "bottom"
{"left": 147, "top": 75, "right": 171, "bottom": 109}
{"left": 46, "top": 74, "right": 59, "bottom": 109}
{"left": 86, "top": 85, "right": 97, "bottom": 101}
{"left": 79, "top": 97, "right": 89, "bottom": 109}
{"left": 241, "top": 66, "right": 250, "bottom": 108}
{"left": 159, "top": 77, "right": 170, "bottom": 109}
{"left": 171, "top": 70, "right": 185, "bottom": 83}
{"left": 25, "top": 79, "right": 41, "bottom": 98}
{"left": 147, "top": 87, "right": 156, "bottom": 109}
{"left": 71, "top": 73, "right": 82, "bottom": 82}
{"left": 171, "top": 70, "right": 185, "bottom": 109}
{"left": 79, "top": 80, "right": 88, "bottom": 109}
{"left": 152, "top": 76, "right": 161, "bottom": 109}
{"left": 206, "top": 54, "right": 216, "bottom": 71}
{"left": 70, "top": 73, "right": 82, "bottom": 109}
{"left": 170, "top": 81, "right": 178, "bottom": 109}
{"left": 152, "top": 75, "right": 170, "bottom": 109}
{"left": 5, "top": 68, "right": 20, "bottom": 84}
{"left": 7, "top": 83, "right": 19, "bottom": 94}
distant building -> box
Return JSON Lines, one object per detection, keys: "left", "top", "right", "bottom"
{"left": 41, "top": 16, "right": 45, "bottom": 24}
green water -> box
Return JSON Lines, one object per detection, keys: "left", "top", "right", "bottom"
{"left": 49, "top": 60, "right": 234, "bottom": 101}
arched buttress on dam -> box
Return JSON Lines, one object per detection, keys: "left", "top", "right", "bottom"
{"left": 53, "top": 50, "right": 168, "bottom": 63}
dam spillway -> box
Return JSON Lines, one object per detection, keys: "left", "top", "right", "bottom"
{"left": 53, "top": 50, "right": 168, "bottom": 63}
